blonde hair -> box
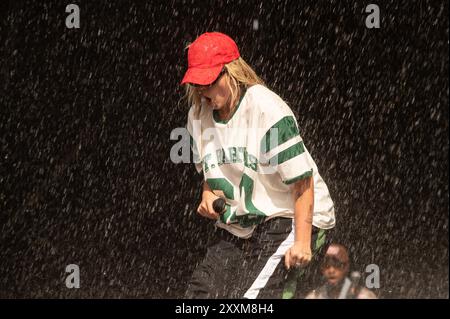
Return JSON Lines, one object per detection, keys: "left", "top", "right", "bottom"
{"left": 184, "top": 57, "right": 265, "bottom": 116}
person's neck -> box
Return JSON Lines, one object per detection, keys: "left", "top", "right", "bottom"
{"left": 218, "top": 97, "right": 238, "bottom": 121}
{"left": 218, "top": 105, "right": 233, "bottom": 121}
{"left": 217, "top": 89, "right": 242, "bottom": 121}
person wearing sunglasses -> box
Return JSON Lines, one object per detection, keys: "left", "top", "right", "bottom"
{"left": 181, "top": 32, "right": 336, "bottom": 299}
{"left": 305, "top": 244, "right": 377, "bottom": 299}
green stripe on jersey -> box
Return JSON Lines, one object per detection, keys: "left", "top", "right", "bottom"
{"left": 269, "top": 141, "right": 305, "bottom": 166}
{"left": 221, "top": 205, "right": 238, "bottom": 224}
{"left": 206, "top": 178, "right": 235, "bottom": 200}
{"left": 283, "top": 169, "right": 313, "bottom": 185}
{"left": 261, "top": 116, "right": 299, "bottom": 153}
{"left": 239, "top": 174, "right": 266, "bottom": 217}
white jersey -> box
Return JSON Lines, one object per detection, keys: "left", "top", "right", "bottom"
{"left": 187, "top": 84, "right": 335, "bottom": 238}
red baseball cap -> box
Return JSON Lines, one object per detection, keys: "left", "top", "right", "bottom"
{"left": 180, "top": 32, "right": 240, "bottom": 85}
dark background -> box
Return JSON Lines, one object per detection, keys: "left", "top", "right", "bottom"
{"left": 0, "top": 0, "right": 448, "bottom": 298}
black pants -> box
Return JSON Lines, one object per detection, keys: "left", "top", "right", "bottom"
{"left": 185, "top": 218, "right": 333, "bottom": 299}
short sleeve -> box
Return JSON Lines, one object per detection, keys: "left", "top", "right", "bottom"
{"left": 259, "top": 109, "right": 314, "bottom": 184}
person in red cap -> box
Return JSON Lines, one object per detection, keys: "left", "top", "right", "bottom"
{"left": 305, "top": 244, "right": 377, "bottom": 299}
{"left": 182, "top": 32, "right": 336, "bottom": 299}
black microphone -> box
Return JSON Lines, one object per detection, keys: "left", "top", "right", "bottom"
{"left": 212, "top": 198, "right": 226, "bottom": 215}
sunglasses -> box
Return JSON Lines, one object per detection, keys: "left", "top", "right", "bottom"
{"left": 191, "top": 69, "right": 226, "bottom": 88}
{"left": 321, "top": 257, "right": 347, "bottom": 270}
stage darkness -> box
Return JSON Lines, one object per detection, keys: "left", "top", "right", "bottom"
{"left": 0, "top": 0, "right": 448, "bottom": 298}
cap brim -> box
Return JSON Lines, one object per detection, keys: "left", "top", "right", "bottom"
{"left": 180, "top": 65, "right": 223, "bottom": 85}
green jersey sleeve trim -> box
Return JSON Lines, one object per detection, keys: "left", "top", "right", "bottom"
{"left": 269, "top": 141, "right": 305, "bottom": 166}
{"left": 261, "top": 116, "right": 300, "bottom": 154}
{"left": 283, "top": 169, "right": 313, "bottom": 185}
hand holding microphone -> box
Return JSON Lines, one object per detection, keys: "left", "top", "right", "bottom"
{"left": 196, "top": 190, "right": 227, "bottom": 220}
{"left": 212, "top": 197, "right": 226, "bottom": 215}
